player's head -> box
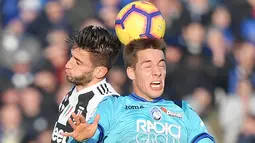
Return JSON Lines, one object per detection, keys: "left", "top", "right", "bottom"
{"left": 124, "top": 38, "right": 166, "bottom": 101}
{"left": 65, "top": 25, "right": 121, "bottom": 87}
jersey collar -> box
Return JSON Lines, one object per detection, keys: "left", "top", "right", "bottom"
{"left": 129, "top": 92, "right": 163, "bottom": 103}
{"left": 73, "top": 78, "right": 107, "bottom": 95}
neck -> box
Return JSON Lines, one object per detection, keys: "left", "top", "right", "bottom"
{"left": 133, "top": 85, "right": 154, "bottom": 101}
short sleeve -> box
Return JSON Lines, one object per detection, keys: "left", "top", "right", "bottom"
{"left": 182, "top": 101, "right": 215, "bottom": 143}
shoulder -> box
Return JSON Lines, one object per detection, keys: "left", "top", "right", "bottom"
{"left": 164, "top": 100, "right": 201, "bottom": 119}
{"left": 92, "top": 80, "right": 120, "bottom": 97}
{"left": 179, "top": 101, "right": 200, "bottom": 119}
{"left": 181, "top": 101, "right": 194, "bottom": 112}
{"left": 180, "top": 101, "right": 207, "bottom": 131}
{"left": 164, "top": 100, "right": 184, "bottom": 109}
{"left": 99, "top": 95, "right": 126, "bottom": 104}
{"left": 167, "top": 100, "right": 196, "bottom": 113}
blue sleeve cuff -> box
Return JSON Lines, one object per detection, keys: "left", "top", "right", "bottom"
{"left": 191, "top": 133, "right": 215, "bottom": 143}
{"left": 97, "top": 124, "right": 104, "bottom": 143}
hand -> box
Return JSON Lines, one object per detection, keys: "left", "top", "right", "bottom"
{"left": 61, "top": 112, "right": 100, "bottom": 141}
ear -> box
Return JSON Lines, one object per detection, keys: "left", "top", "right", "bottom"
{"left": 94, "top": 66, "right": 108, "bottom": 79}
{"left": 127, "top": 66, "right": 135, "bottom": 80}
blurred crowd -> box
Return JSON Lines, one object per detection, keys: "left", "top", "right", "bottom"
{"left": 0, "top": 0, "right": 254, "bottom": 143}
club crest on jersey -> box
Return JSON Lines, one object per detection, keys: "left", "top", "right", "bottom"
{"left": 160, "top": 107, "right": 183, "bottom": 118}
{"left": 150, "top": 107, "right": 162, "bottom": 121}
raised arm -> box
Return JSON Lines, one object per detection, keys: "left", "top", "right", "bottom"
{"left": 62, "top": 113, "right": 100, "bottom": 142}
{"left": 63, "top": 96, "right": 117, "bottom": 143}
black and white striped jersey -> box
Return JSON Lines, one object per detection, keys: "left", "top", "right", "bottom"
{"left": 51, "top": 79, "right": 119, "bottom": 143}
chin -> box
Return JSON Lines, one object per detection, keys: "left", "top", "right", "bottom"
{"left": 150, "top": 91, "right": 163, "bottom": 99}
{"left": 66, "top": 76, "right": 76, "bottom": 83}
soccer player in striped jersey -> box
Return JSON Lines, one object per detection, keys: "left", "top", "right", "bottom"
{"left": 51, "top": 25, "right": 121, "bottom": 143}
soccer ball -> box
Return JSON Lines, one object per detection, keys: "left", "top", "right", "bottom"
{"left": 115, "top": 1, "right": 166, "bottom": 45}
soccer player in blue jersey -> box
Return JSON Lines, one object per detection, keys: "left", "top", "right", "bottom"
{"left": 63, "top": 38, "right": 215, "bottom": 143}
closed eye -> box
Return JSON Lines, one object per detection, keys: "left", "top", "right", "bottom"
{"left": 74, "top": 57, "right": 83, "bottom": 65}
{"left": 144, "top": 65, "right": 152, "bottom": 68}
{"left": 159, "top": 64, "right": 165, "bottom": 68}
{"left": 141, "top": 60, "right": 152, "bottom": 68}
{"left": 76, "top": 61, "right": 82, "bottom": 65}
{"left": 158, "top": 61, "right": 166, "bottom": 68}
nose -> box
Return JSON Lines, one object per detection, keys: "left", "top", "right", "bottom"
{"left": 65, "top": 58, "right": 72, "bottom": 69}
{"left": 152, "top": 66, "right": 161, "bottom": 77}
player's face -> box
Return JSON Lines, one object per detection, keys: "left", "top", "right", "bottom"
{"left": 130, "top": 49, "right": 166, "bottom": 101}
{"left": 65, "top": 48, "right": 95, "bottom": 86}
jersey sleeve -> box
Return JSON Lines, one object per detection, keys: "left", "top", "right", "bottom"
{"left": 182, "top": 101, "right": 215, "bottom": 143}
{"left": 85, "top": 96, "right": 118, "bottom": 142}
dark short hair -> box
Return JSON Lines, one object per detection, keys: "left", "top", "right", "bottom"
{"left": 68, "top": 25, "right": 122, "bottom": 69}
{"left": 123, "top": 38, "right": 166, "bottom": 69}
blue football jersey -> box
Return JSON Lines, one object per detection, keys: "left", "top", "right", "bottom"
{"left": 68, "top": 93, "right": 215, "bottom": 143}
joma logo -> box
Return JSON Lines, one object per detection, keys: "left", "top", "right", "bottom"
{"left": 125, "top": 105, "right": 144, "bottom": 110}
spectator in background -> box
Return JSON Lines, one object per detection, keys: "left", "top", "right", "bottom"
{"left": 237, "top": 113, "right": 255, "bottom": 143}
{"left": 185, "top": 87, "right": 213, "bottom": 118}
{"left": 228, "top": 42, "right": 255, "bottom": 94}
{"left": 46, "top": 28, "right": 68, "bottom": 46}
{"left": 64, "top": 0, "right": 95, "bottom": 29}
{"left": 164, "top": 41, "right": 183, "bottom": 66}
{"left": 207, "top": 28, "right": 227, "bottom": 68}
{"left": 0, "top": 104, "right": 23, "bottom": 143}
{"left": 1, "top": 0, "right": 19, "bottom": 26}
{"left": 185, "top": 0, "right": 213, "bottom": 25}
{"left": 165, "top": 22, "right": 217, "bottom": 101}
{"left": 79, "top": 17, "right": 106, "bottom": 30}
{"left": 210, "top": 5, "right": 233, "bottom": 48}
{"left": 229, "top": 0, "right": 255, "bottom": 40}
{"left": 163, "top": 40, "right": 183, "bottom": 100}
{"left": 241, "top": 19, "right": 255, "bottom": 45}
{"left": 218, "top": 80, "right": 255, "bottom": 143}
{"left": 26, "top": 0, "right": 71, "bottom": 47}
{"left": 1, "top": 19, "right": 28, "bottom": 66}
{"left": 18, "top": 0, "right": 41, "bottom": 25}
{"left": 0, "top": 18, "right": 41, "bottom": 68}
{"left": 181, "top": 22, "right": 209, "bottom": 56}
{"left": 98, "top": 6, "right": 119, "bottom": 33}
{"left": 11, "top": 50, "right": 34, "bottom": 88}
{"left": 20, "top": 87, "right": 48, "bottom": 139}
{"left": 32, "top": 42, "right": 69, "bottom": 85}
{"left": 0, "top": 88, "right": 19, "bottom": 105}
{"left": 37, "top": 129, "right": 52, "bottom": 143}
{"left": 206, "top": 27, "right": 233, "bottom": 92}
{"left": 33, "top": 70, "right": 59, "bottom": 126}
{"left": 0, "top": 68, "right": 14, "bottom": 99}
{"left": 107, "top": 66, "right": 130, "bottom": 95}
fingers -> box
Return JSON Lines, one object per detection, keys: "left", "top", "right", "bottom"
{"left": 61, "top": 132, "right": 73, "bottom": 137}
{"left": 72, "top": 112, "right": 81, "bottom": 125}
{"left": 61, "top": 131, "right": 79, "bottom": 139}
{"left": 93, "top": 114, "right": 100, "bottom": 125}
{"left": 68, "top": 118, "right": 76, "bottom": 129}
{"left": 69, "top": 112, "right": 87, "bottom": 130}
{"left": 78, "top": 114, "right": 86, "bottom": 123}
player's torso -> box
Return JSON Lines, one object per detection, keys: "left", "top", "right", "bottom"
{"left": 105, "top": 97, "right": 190, "bottom": 143}
{"left": 51, "top": 86, "right": 111, "bottom": 143}
{"left": 51, "top": 88, "right": 93, "bottom": 143}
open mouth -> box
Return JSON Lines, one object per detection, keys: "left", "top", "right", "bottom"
{"left": 150, "top": 81, "right": 162, "bottom": 90}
